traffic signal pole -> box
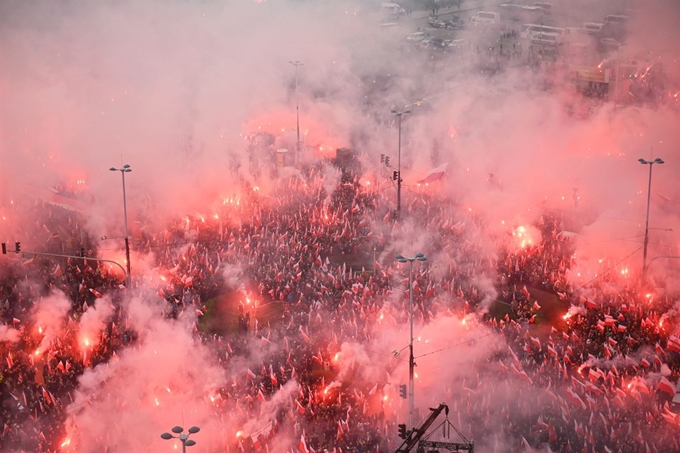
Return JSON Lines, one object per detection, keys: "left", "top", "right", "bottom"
{"left": 2, "top": 243, "right": 128, "bottom": 285}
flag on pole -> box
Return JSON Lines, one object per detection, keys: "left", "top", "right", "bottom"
{"left": 416, "top": 163, "right": 448, "bottom": 185}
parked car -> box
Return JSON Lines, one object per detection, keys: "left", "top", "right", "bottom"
{"left": 469, "top": 11, "right": 501, "bottom": 27}
{"left": 428, "top": 16, "right": 447, "bottom": 28}
{"left": 444, "top": 16, "right": 466, "bottom": 30}
{"left": 447, "top": 39, "right": 469, "bottom": 51}
{"left": 407, "top": 31, "right": 427, "bottom": 42}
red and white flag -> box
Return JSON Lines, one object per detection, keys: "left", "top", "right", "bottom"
{"left": 658, "top": 377, "right": 676, "bottom": 397}
{"left": 416, "top": 163, "right": 448, "bottom": 185}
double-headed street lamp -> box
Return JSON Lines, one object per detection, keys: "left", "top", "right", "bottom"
{"left": 395, "top": 252, "right": 427, "bottom": 431}
{"left": 638, "top": 157, "right": 664, "bottom": 276}
{"left": 109, "top": 164, "right": 132, "bottom": 288}
{"left": 391, "top": 109, "right": 410, "bottom": 216}
{"left": 161, "top": 426, "right": 200, "bottom": 453}
{"left": 289, "top": 60, "right": 303, "bottom": 163}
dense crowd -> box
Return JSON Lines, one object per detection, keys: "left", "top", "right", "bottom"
{"left": 1, "top": 159, "right": 679, "bottom": 453}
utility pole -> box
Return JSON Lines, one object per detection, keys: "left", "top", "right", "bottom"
{"left": 638, "top": 157, "right": 664, "bottom": 276}
{"left": 396, "top": 253, "right": 427, "bottom": 431}
{"left": 391, "top": 109, "right": 410, "bottom": 216}
{"left": 109, "top": 165, "right": 132, "bottom": 287}
{"left": 289, "top": 60, "right": 303, "bottom": 164}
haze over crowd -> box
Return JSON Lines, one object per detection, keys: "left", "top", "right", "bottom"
{"left": 1, "top": 0, "right": 680, "bottom": 452}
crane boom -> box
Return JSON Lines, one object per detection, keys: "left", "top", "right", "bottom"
{"left": 395, "top": 403, "right": 449, "bottom": 453}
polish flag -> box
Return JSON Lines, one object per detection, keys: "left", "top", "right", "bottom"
{"left": 584, "top": 299, "right": 598, "bottom": 309}
{"left": 667, "top": 336, "right": 680, "bottom": 353}
{"left": 299, "top": 326, "right": 311, "bottom": 343}
{"left": 300, "top": 433, "right": 309, "bottom": 453}
{"left": 658, "top": 377, "right": 677, "bottom": 397}
{"left": 416, "top": 162, "right": 448, "bottom": 185}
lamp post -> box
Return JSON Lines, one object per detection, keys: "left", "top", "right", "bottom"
{"left": 109, "top": 164, "right": 132, "bottom": 288}
{"left": 391, "top": 109, "right": 410, "bottom": 216}
{"left": 395, "top": 252, "right": 427, "bottom": 431}
{"left": 161, "top": 426, "right": 200, "bottom": 453}
{"left": 638, "top": 157, "right": 664, "bottom": 276}
{"left": 289, "top": 60, "right": 303, "bottom": 163}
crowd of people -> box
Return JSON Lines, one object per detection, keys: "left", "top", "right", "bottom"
{"left": 1, "top": 158, "right": 679, "bottom": 453}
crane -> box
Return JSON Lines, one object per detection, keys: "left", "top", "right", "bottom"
{"left": 394, "top": 403, "right": 474, "bottom": 453}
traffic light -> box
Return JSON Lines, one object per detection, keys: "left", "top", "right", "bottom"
{"left": 380, "top": 154, "right": 385, "bottom": 164}
{"left": 399, "top": 384, "right": 407, "bottom": 399}
{"left": 15, "top": 242, "right": 20, "bottom": 253}
{"left": 1, "top": 243, "right": 6, "bottom": 254}
{"left": 385, "top": 156, "right": 390, "bottom": 166}
{"left": 393, "top": 171, "right": 399, "bottom": 181}
{"left": 398, "top": 423, "right": 407, "bottom": 439}
{"left": 80, "top": 247, "right": 86, "bottom": 257}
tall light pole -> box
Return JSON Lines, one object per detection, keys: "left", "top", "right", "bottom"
{"left": 395, "top": 252, "right": 427, "bottom": 431}
{"left": 109, "top": 164, "right": 132, "bottom": 288}
{"left": 161, "top": 426, "right": 200, "bottom": 453}
{"left": 289, "top": 60, "right": 303, "bottom": 163}
{"left": 638, "top": 157, "right": 664, "bottom": 276}
{"left": 391, "top": 109, "right": 410, "bottom": 216}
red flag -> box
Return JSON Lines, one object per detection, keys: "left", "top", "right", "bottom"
{"left": 667, "top": 336, "right": 680, "bottom": 353}
{"left": 299, "top": 433, "right": 309, "bottom": 453}
{"left": 270, "top": 367, "right": 279, "bottom": 388}
{"left": 299, "top": 326, "right": 311, "bottom": 343}
{"left": 658, "top": 377, "right": 677, "bottom": 397}
{"left": 416, "top": 162, "right": 448, "bottom": 185}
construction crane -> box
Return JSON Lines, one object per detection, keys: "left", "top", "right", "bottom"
{"left": 394, "top": 403, "right": 474, "bottom": 453}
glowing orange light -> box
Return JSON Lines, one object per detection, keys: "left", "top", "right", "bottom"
{"left": 38, "top": 326, "right": 43, "bottom": 334}
{"left": 61, "top": 438, "right": 71, "bottom": 447}
{"left": 333, "top": 352, "right": 340, "bottom": 362}
{"left": 35, "top": 349, "right": 41, "bottom": 356}
{"left": 236, "top": 431, "right": 243, "bottom": 438}
{"left": 383, "top": 395, "right": 388, "bottom": 401}
{"left": 155, "top": 398, "right": 160, "bottom": 406}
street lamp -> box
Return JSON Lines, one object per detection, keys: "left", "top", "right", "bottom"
{"left": 391, "top": 109, "right": 410, "bottom": 216}
{"left": 289, "top": 60, "right": 303, "bottom": 163}
{"left": 395, "top": 252, "right": 427, "bottom": 431}
{"left": 161, "top": 426, "right": 200, "bottom": 453}
{"left": 109, "top": 164, "right": 132, "bottom": 288}
{"left": 638, "top": 157, "right": 664, "bottom": 276}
